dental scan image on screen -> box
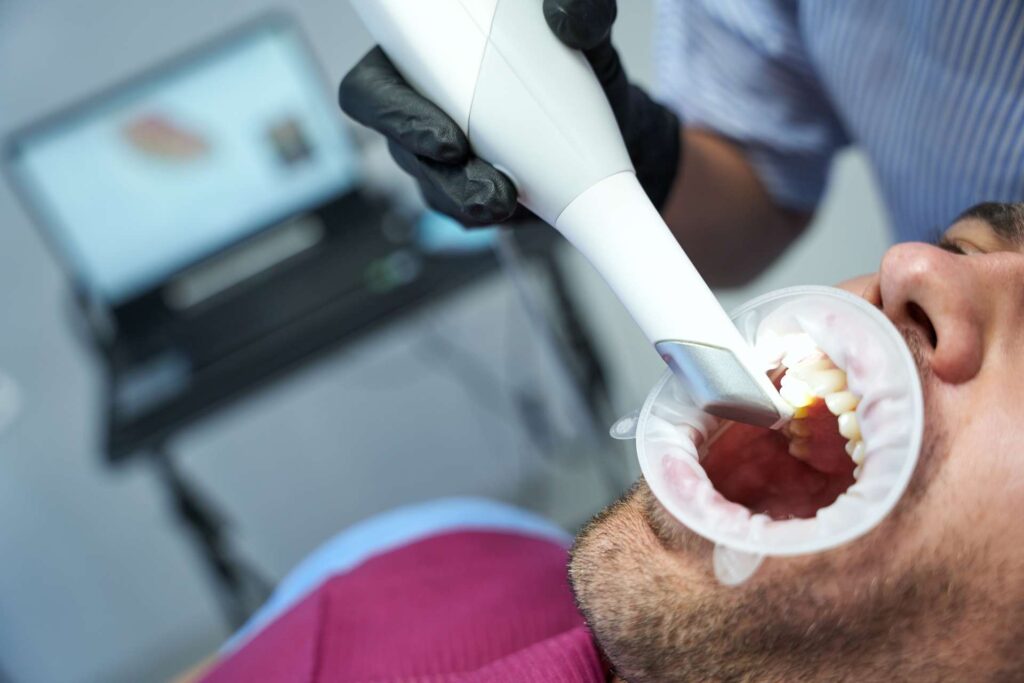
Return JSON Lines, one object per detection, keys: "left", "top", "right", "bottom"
{"left": 9, "top": 22, "right": 359, "bottom": 304}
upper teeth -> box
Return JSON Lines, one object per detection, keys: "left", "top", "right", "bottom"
{"left": 845, "top": 439, "right": 866, "bottom": 465}
{"left": 779, "top": 377, "right": 815, "bottom": 409}
{"left": 824, "top": 391, "right": 859, "bottom": 415}
{"left": 810, "top": 369, "right": 847, "bottom": 396}
{"left": 837, "top": 412, "right": 861, "bottom": 441}
{"left": 781, "top": 355, "right": 865, "bottom": 477}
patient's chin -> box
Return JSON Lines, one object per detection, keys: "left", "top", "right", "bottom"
{"left": 568, "top": 483, "right": 716, "bottom": 672}
{"left": 571, "top": 481, "right": 990, "bottom": 683}
{"left": 572, "top": 442, "right": 1024, "bottom": 683}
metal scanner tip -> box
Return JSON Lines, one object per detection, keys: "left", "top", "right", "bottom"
{"left": 655, "top": 341, "right": 788, "bottom": 430}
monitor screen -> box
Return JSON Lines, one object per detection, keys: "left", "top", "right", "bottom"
{"left": 6, "top": 18, "right": 360, "bottom": 304}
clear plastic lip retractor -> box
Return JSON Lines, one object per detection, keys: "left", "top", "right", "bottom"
{"left": 611, "top": 286, "right": 925, "bottom": 585}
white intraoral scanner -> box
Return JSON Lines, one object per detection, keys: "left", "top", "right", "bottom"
{"left": 350, "top": 0, "right": 794, "bottom": 429}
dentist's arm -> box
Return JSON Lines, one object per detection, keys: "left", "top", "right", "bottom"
{"left": 666, "top": 129, "right": 810, "bottom": 288}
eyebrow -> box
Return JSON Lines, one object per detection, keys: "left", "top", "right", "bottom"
{"left": 952, "top": 202, "right": 1024, "bottom": 247}
{"left": 983, "top": 219, "right": 1024, "bottom": 247}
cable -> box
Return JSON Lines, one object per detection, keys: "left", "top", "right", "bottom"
{"left": 150, "top": 442, "right": 273, "bottom": 631}
{"left": 415, "top": 317, "right": 556, "bottom": 462}
{"left": 493, "top": 230, "right": 631, "bottom": 496}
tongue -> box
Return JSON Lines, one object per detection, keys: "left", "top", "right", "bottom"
{"left": 702, "top": 399, "right": 855, "bottom": 520}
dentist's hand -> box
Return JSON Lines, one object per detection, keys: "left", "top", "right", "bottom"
{"left": 339, "top": 0, "right": 681, "bottom": 227}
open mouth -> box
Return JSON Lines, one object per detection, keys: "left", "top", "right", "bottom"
{"left": 701, "top": 352, "right": 863, "bottom": 520}
{"left": 639, "top": 287, "right": 924, "bottom": 557}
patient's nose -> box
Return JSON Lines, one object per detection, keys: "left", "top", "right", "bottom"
{"left": 878, "top": 242, "right": 984, "bottom": 383}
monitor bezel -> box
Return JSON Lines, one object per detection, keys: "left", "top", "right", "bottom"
{"left": 2, "top": 11, "right": 359, "bottom": 310}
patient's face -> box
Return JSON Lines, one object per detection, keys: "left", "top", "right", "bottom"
{"left": 570, "top": 203, "right": 1024, "bottom": 682}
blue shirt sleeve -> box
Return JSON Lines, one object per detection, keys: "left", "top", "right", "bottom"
{"left": 653, "top": 0, "right": 850, "bottom": 212}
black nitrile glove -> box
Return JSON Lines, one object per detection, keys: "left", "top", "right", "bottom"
{"left": 340, "top": 0, "right": 681, "bottom": 227}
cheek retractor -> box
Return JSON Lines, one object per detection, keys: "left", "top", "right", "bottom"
{"left": 612, "top": 286, "right": 925, "bottom": 585}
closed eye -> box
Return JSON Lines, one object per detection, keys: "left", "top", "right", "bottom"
{"left": 937, "top": 237, "right": 968, "bottom": 255}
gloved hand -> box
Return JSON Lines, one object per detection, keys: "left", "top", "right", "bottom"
{"left": 339, "top": 0, "right": 681, "bottom": 227}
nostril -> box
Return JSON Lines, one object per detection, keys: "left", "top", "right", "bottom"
{"left": 906, "top": 302, "right": 937, "bottom": 348}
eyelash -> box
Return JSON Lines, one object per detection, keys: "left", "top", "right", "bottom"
{"left": 937, "top": 238, "right": 967, "bottom": 255}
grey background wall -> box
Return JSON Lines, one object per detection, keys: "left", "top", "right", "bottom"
{"left": 0, "top": 1, "right": 891, "bottom": 681}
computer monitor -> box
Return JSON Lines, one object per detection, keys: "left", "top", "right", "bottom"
{"left": 5, "top": 15, "right": 360, "bottom": 305}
